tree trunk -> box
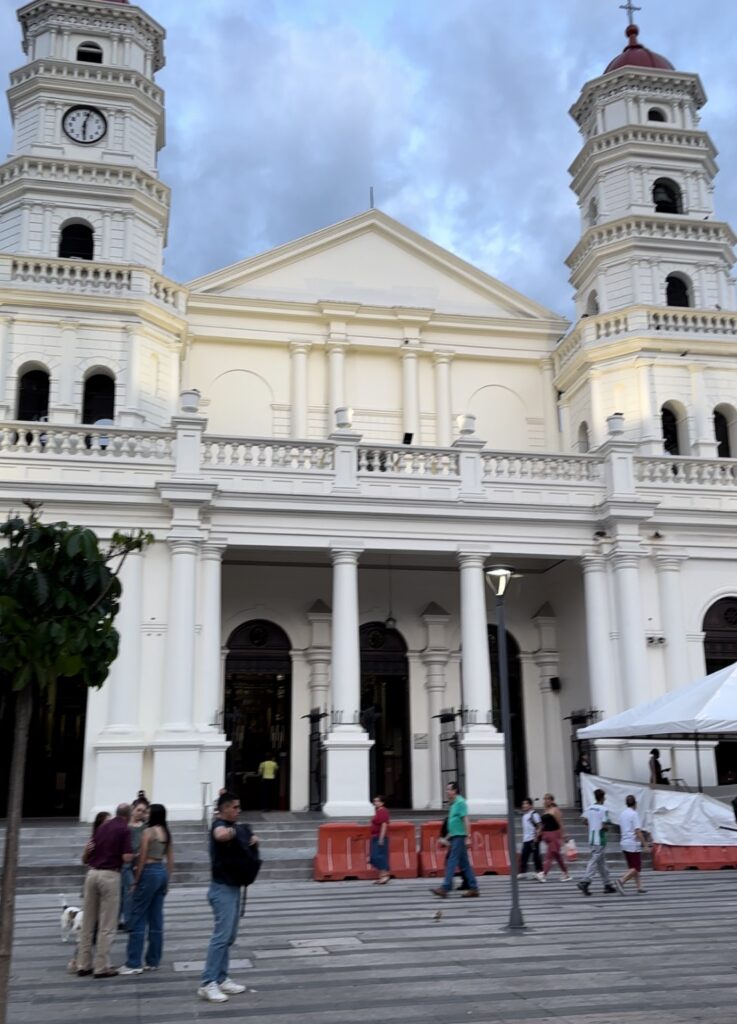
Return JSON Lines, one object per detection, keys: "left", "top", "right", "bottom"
{"left": 0, "top": 685, "right": 33, "bottom": 1024}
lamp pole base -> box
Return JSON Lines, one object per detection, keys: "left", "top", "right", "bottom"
{"left": 502, "top": 906, "right": 528, "bottom": 934}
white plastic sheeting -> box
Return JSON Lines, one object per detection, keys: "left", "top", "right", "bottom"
{"left": 577, "top": 662, "right": 737, "bottom": 739}
{"left": 579, "top": 774, "right": 737, "bottom": 847}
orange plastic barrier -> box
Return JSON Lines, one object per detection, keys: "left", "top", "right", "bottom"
{"left": 313, "top": 823, "right": 374, "bottom": 881}
{"left": 418, "top": 820, "right": 446, "bottom": 877}
{"left": 419, "top": 818, "right": 510, "bottom": 877}
{"left": 652, "top": 843, "right": 737, "bottom": 871}
{"left": 470, "top": 819, "right": 510, "bottom": 876}
{"left": 387, "top": 821, "right": 419, "bottom": 878}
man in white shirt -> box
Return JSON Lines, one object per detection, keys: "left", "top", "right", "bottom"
{"left": 519, "top": 797, "right": 542, "bottom": 877}
{"left": 576, "top": 788, "right": 617, "bottom": 896}
{"left": 617, "top": 794, "right": 649, "bottom": 894}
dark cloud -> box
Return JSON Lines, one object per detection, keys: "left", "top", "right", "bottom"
{"left": 1, "top": 0, "right": 737, "bottom": 319}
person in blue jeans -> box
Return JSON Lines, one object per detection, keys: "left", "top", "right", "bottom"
{"left": 431, "top": 781, "right": 480, "bottom": 898}
{"left": 118, "top": 803, "right": 174, "bottom": 975}
{"left": 120, "top": 796, "right": 149, "bottom": 930}
{"left": 197, "top": 792, "right": 259, "bottom": 1004}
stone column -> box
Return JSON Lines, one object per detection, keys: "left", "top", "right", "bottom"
{"left": 421, "top": 602, "right": 450, "bottom": 809}
{"left": 323, "top": 547, "right": 372, "bottom": 816}
{"left": 49, "top": 319, "right": 79, "bottom": 424}
{"left": 457, "top": 551, "right": 505, "bottom": 814}
{"left": 433, "top": 351, "right": 453, "bottom": 447}
{"left": 532, "top": 605, "right": 568, "bottom": 803}
{"left": 92, "top": 550, "right": 145, "bottom": 814}
{"left": 197, "top": 541, "right": 227, "bottom": 729}
{"left": 306, "top": 599, "right": 332, "bottom": 715}
{"left": 581, "top": 552, "right": 622, "bottom": 779}
{"left": 119, "top": 325, "right": 145, "bottom": 427}
{"left": 401, "top": 344, "right": 420, "bottom": 442}
{"left": 0, "top": 316, "right": 12, "bottom": 419}
{"left": 689, "top": 363, "right": 718, "bottom": 457}
{"left": 637, "top": 361, "right": 663, "bottom": 454}
{"left": 589, "top": 370, "right": 604, "bottom": 448}
{"left": 655, "top": 553, "right": 690, "bottom": 692}
{"left": 611, "top": 550, "right": 648, "bottom": 711}
{"left": 289, "top": 342, "right": 310, "bottom": 438}
{"left": 328, "top": 342, "right": 346, "bottom": 421}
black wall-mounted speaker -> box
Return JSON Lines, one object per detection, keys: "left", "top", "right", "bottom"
{"left": 549, "top": 676, "right": 561, "bottom": 692}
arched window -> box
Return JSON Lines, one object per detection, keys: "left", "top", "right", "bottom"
{"left": 82, "top": 373, "right": 115, "bottom": 424}
{"left": 16, "top": 368, "right": 50, "bottom": 422}
{"left": 713, "top": 404, "right": 737, "bottom": 459}
{"left": 59, "top": 221, "right": 94, "bottom": 260}
{"left": 648, "top": 107, "right": 667, "bottom": 122}
{"left": 77, "top": 41, "right": 103, "bottom": 64}
{"left": 666, "top": 272, "right": 692, "bottom": 307}
{"left": 652, "top": 177, "right": 683, "bottom": 214}
{"left": 587, "top": 198, "right": 598, "bottom": 228}
{"left": 577, "top": 421, "right": 590, "bottom": 453}
{"left": 661, "top": 401, "right": 689, "bottom": 456}
{"left": 586, "top": 290, "right": 600, "bottom": 316}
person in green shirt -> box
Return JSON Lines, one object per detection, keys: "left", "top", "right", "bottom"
{"left": 431, "top": 781, "right": 479, "bottom": 898}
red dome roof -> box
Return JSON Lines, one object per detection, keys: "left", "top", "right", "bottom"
{"left": 604, "top": 24, "right": 674, "bottom": 75}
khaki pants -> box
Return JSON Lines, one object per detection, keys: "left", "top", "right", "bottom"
{"left": 77, "top": 869, "right": 121, "bottom": 974}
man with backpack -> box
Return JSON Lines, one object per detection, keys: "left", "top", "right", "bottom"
{"left": 198, "top": 792, "right": 261, "bottom": 1004}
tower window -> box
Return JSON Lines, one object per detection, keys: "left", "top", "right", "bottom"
{"left": 577, "top": 422, "right": 590, "bottom": 453}
{"left": 652, "top": 177, "right": 683, "bottom": 214}
{"left": 587, "top": 198, "right": 598, "bottom": 228}
{"left": 77, "top": 41, "right": 103, "bottom": 64}
{"left": 586, "top": 290, "right": 600, "bottom": 316}
{"left": 82, "top": 373, "right": 115, "bottom": 424}
{"left": 666, "top": 273, "right": 692, "bottom": 308}
{"left": 16, "top": 368, "right": 50, "bottom": 422}
{"left": 59, "top": 222, "right": 94, "bottom": 260}
{"left": 661, "top": 402, "right": 689, "bottom": 456}
{"left": 648, "top": 108, "right": 667, "bottom": 122}
{"left": 714, "top": 410, "right": 730, "bottom": 458}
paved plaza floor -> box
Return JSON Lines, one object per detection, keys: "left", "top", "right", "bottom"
{"left": 7, "top": 871, "right": 736, "bottom": 1023}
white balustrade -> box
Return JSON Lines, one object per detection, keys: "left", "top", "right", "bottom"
{"left": 481, "top": 451, "right": 603, "bottom": 483}
{"left": 0, "top": 422, "right": 175, "bottom": 461}
{"left": 201, "top": 436, "right": 334, "bottom": 471}
{"left": 357, "top": 445, "right": 459, "bottom": 476}
{"left": 635, "top": 456, "right": 737, "bottom": 486}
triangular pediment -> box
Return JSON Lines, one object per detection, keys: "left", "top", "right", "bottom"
{"left": 188, "top": 210, "right": 561, "bottom": 321}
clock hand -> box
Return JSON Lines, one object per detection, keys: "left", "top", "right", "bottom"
{"left": 82, "top": 113, "right": 90, "bottom": 140}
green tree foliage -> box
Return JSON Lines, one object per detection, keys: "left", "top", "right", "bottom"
{"left": 0, "top": 504, "right": 152, "bottom": 1023}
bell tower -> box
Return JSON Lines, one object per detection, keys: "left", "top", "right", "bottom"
{"left": 555, "top": 14, "right": 737, "bottom": 458}
{"left": 1, "top": 0, "right": 169, "bottom": 270}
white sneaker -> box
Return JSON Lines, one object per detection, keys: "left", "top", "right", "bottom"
{"left": 535, "top": 872, "right": 546, "bottom": 883}
{"left": 560, "top": 874, "right": 572, "bottom": 882}
{"left": 118, "top": 965, "right": 143, "bottom": 976}
{"left": 198, "top": 982, "right": 228, "bottom": 1003}
{"left": 219, "top": 977, "right": 246, "bottom": 995}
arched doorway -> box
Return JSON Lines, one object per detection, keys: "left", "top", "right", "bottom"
{"left": 0, "top": 678, "right": 87, "bottom": 816}
{"left": 360, "top": 622, "right": 411, "bottom": 807}
{"left": 224, "top": 620, "right": 291, "bottom": 810}
{"left": 488, "top": 625, "right": 528, "bottom": 804}
{"left": 703, "top": 598, "right": 737, "bottom": 783}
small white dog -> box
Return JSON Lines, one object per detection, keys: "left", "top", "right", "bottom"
{"left": 60, "top": 895, "right": 83, "bottom": 942}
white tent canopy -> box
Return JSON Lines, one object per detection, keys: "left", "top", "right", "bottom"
{"left": 578, "top": 662, "right": 737, "bottom": 740}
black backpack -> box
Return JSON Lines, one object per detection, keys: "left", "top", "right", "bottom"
{"left": 211, "top": 821, "right": 262, "bottom": 889}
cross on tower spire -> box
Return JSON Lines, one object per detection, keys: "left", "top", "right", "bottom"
{"left": 619, "top": 1, "right": 642, "bottom": 26}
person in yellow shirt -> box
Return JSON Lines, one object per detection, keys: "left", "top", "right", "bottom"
{"left": 258, "top": 754, "right": 279, "bottom": 811}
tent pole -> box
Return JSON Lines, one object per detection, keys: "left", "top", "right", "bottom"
{"left": 695, "top": 733, "right": 703, "bottom": 793}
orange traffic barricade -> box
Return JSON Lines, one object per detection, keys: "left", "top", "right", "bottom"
{"left": 470, "top": 819, "right": 510, "bottom": 876}
{"left": 419, "top": 820, "right": 446, "bottom": 877}
{"left": 313, "top": 823, "right": 374, "bottom": 881}
{"left": 387, "top": 820, "right": 419, "bottom": 878}
{"left": 652, "top": 843, "right": 737, "bottom": 871}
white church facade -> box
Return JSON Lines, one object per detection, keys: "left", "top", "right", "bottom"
{"left": 2, "top": 0, "right": 737, "bottom": 820}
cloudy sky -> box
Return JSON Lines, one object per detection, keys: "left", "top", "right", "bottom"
{"left": 1, "top": 0, "right": 736, "bottom": 318}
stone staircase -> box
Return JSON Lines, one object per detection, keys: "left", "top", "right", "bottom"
{"left": 0, "top": 809, "right": 632, "bottom": 894}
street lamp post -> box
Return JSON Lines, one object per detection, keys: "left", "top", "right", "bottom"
{"left": 485, "top": 565, "right": 526, "bottom": 933}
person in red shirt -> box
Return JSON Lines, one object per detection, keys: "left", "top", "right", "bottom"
{"left": 369, "top": 795, "right": 390, "bottom": 884}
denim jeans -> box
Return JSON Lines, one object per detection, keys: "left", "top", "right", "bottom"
{"left": 442, "top": 836, "right": 478, "bottom": 892}
{"left": 201, "top": 882, "right": 241, "bottom": 985}
{"left": 120, "top": 863, "right": 135, "bottom": 926}
{"left": 125, "top": 863, "right": 168, "bottom": 968}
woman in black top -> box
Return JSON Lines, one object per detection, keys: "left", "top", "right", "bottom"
{"left": 536, "top": 793, "right": 571, "bottom": 882}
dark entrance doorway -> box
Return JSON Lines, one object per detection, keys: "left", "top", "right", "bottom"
{"left": 224, "top": 620, "right": 291, "bottom": 810}
{"left": 488, "top": 625, "right": 528, "bottom": 805}
{"left": 703, "top": 597, "right": 737, "bottom": 784}
{"left": 360, "top": 622, "right": 411, "bottom": 807}
{"left": 0, "top": 679, "right": 87, "bottom": 817}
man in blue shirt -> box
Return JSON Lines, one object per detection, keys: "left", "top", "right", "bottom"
{"left": 431, "top": 781, "right": 479, "bottom": 898}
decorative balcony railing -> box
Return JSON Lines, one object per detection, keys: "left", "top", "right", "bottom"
{"left": 635, "top": 456, "right": 737, "bottom": 485}
{"left": 0, "top": 422, "right": 175, "bottom": 462}
{"left": 482, "top": 451, "right": 603, "bottom": 483}
{"left": 201, "top": 436, "right": 334, "bottom": 471}
{"left": 358, "top": 445, "right": 459, "bottom": 476}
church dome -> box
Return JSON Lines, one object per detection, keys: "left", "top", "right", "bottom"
{"left": 604, "top": 24, "right": 674, "bottom": 75}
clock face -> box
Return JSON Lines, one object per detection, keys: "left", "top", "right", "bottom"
{"left": 62, "top": 106, "right": 108, "bottom": 145}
